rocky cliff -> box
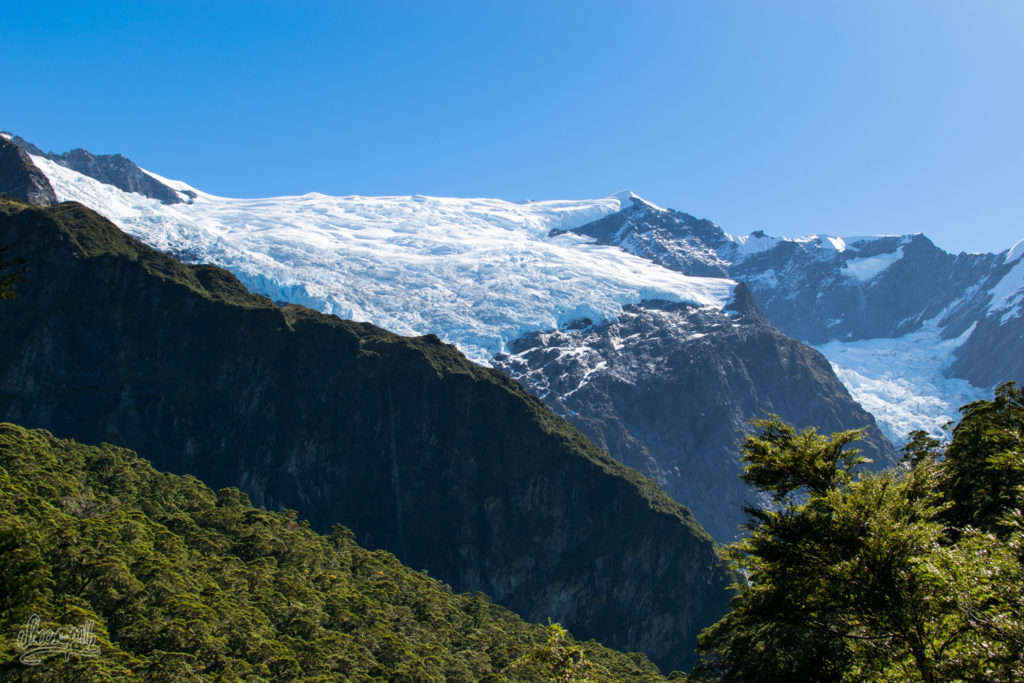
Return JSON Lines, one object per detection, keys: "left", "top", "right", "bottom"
{"left": 0, "top": 198, "right": 733, "bottom": 672}
{"left": 10, "top": 135, "right": 186, "bottom": 204}
{"left": 495, "top": 288, "right": 894, "bottom": 541}
{"left": 0, "top": 136, "right": 57, "bottom": 206}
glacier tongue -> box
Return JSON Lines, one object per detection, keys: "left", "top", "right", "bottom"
{"left": 32, "top": 155, "right": 735, "bottom": 364}
{"left": 813, "top": 321, "right": 988, "bottom": 443}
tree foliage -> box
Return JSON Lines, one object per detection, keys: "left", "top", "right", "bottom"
{"left": 940, "top": 381, "right": 1024, "bottom": 534}
{"left": 693, "top": 385, "right": 1024, "bottom": 682}
{"left": 0, "top": 423, "right": 668, "bottom": 682}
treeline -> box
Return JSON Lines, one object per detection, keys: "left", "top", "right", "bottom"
{"left": 692, "top": 382, "right": 1024, "bottom": 682}
{"left": 0, "top": 423, "right": 669, "bottom": 682}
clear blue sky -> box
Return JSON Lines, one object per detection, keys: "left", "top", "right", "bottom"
{"left": 4, "top": 1, "right": 1022, "bottom": 254}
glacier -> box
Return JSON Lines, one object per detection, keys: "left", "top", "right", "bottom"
{"left": 32, "top": 155, "right": 735, "bottom": 364}
{"left": 813, "top": 322, "right": 988, "bottom": 445}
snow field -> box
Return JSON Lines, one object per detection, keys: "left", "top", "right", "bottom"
{"left": 34, "top": 155, "right": 735, "bottom": 364}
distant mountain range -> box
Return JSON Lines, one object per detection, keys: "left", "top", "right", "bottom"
{"left": 1, "top": 133, "right": 901, "bottom": 539}
{"left": 2, "top": 131, "right": 1020, "bottom": 539}
{"left": 562, "top": 195, "right": 1024, "bottom": 430}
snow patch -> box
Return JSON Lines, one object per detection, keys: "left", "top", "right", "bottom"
{"left": 841, "top": 246, "right": 904, "bottom": 282}
{"left": 822, "top": 236, "right": 847, "bottom": 252}
{"left": 609, "top": 189, "right": 666, "bottom": 212}
{"left": 728, "top": 231, "right": 782, "bottom": 257}
{"left": 1006, "top": 238, "right": 1024, "bottom": 264}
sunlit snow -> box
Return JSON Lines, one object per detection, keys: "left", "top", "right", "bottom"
{"left": 33, "top": 156, "right": 735, "bottom": 364}
{"left": 32, "top": 153, "right": 1017, "bottom": 439}
{"left": 814, "top": 322, "right": 988, "bottom": 444}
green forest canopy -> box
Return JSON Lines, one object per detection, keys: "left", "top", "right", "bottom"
{"left": 0, "top": 423, "right": 671, "bottom": 682}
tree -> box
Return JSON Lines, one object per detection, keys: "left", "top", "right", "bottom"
{"left": 940, "top": 381, "right": 1024, "bottom": 534}
{"left": 693, "top": 418, "right": 949, "bottom": 682}
{"left": 504, "top": 621, "right": 605, "bottom": 683}
{"left": 694, "top": 391, "right": 1024, "bottom": 682}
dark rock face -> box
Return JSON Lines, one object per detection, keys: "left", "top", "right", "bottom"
{"left": 10, "top": 135, "right": 183, "bottom": 204}
{"left": 0, "top": 199, "right": 733, "bottom": 673}
{"left": 553, "top": 196, "right": 733, "bottom": 278}
{"left": 495, "top": 289, "right": 895, "bottom": 542}
{"left": 0, "top": 137, "right": 57, "bottom": 206}
{"left": 951, "top": 309, "right": 1024, "bottom": 388}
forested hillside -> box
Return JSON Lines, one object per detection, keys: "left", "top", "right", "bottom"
{"left": 0, "top": 423, "right": 672, "bottom": 681}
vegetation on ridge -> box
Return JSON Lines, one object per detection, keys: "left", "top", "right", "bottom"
{"left": 0, "top": 423, "right": 670, "bottom": 682}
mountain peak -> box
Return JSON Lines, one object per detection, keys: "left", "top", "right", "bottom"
{"left": 0, "top": 136, "right": 57, "bottom": 206}
{"left": 608, "top": 189, "right": 665, "bottom": 213}
{"left": 7, "top": 134, "right": 185, "bottom": 205}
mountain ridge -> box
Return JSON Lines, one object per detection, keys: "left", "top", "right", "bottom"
{"left": 0, "top": 197, "right": 732, "bottom": 672}
{"left": 563, "top": 198, "right": 1024, "bottom": 440}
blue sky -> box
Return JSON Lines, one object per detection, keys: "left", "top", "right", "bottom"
{"left": 4, "top": 1, "right": 1022, "bottom": 254}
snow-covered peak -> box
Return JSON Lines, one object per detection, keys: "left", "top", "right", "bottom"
{"left": 727, "top": 230, "right": 782, "bottom": 256}
{"left": 784, "top": 234, "right": 847, "bottom": 252}
{"left": 1006, "top": 238, "right": 1024, "bottom": 264}
{"left": 33, "top": 155, "right": 735, "bottom": 364}
{"left": 608, "top": 189, "right": 666, "bottom": 213}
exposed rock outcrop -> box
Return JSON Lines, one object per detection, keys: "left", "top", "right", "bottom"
{"left": 496, "top": 289, "right": 895, "bottom": 541}
{"left": 0, "top": 136, "right": 57, "bottom": 206}
{"left": 11, "top": 135, "right": 184, "bottom": 204}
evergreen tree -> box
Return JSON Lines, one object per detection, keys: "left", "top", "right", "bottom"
{"left": 694, "top": 386, "right": 1024, "bottom": 681}
{"left": 940, "top": 381, "right": 1024, "bottom": 534}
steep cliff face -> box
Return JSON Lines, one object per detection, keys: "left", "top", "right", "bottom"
{"left": 0, "top": 199, "right": 732, "bottom": 672}
{"left": 0, "top": 136, "right": 57, "bottom": 206}
{"left": 495, "top": 289, "right": 894, "bottom": 541}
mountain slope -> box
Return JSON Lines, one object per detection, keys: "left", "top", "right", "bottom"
{"left": 0, "top": 198, "right": 732, "bottom": 672}
{"left": 20, "top": 150, "right": 732, "bottom": 365}
{"left": 564, "top": 196, "right": 1024, "bottom": 441}
{"left": 0, "top": 422, "right": 669, "bottom": 681}
{"left": 494, "top": 291, "right": 891, "bottom": 541}
{"left": 10, "top": 134, "right": 185, "bottom": 204}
